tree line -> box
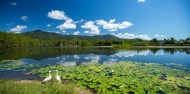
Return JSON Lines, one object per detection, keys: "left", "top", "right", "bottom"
{"left": 0, "top": 31, "right": 189, "bottom": 48}
{"left": 149, "top": 37, "right": 190, "bottom": 46}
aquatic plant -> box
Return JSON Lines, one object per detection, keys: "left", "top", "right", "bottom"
{"left": 0, "top": 60, "right": 40, "bottom": 72}
{"left": 28, "top": 61, "right": 190, "bottom": 94}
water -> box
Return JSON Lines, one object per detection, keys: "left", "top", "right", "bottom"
{"left": 0, "top": 47, "right": 190, "bottom": 80}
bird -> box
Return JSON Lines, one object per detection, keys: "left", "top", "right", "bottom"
{"left": 55, "top": 70, "right": 61, "bottom": 82}
{"left": 42, "top": 71, "right": 52, "bottom": 82}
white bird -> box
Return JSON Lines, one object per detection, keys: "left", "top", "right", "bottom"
{"left": 55, "top": 70, "right": 61, "bottom": 82}
{"left": 42, "top": 71, "right": 52, "bottom": 82}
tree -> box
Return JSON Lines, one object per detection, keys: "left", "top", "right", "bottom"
{"left": 150, "top": 38, "right": 160, "bottom": 46}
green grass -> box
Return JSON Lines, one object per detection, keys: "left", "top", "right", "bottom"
{"left": 0, "top": 79, "right": 91, "bottom": 94}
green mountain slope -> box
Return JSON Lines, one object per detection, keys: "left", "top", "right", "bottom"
{"left": 22, "top": 30, "right": 122, "bottom": 40}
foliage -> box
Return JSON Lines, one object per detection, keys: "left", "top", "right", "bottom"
{"left": 149, "top": 38, "right": 160, "bottom": 46}
{"left": 22, "top": 30, "right": 121, "bottom": 41}
{"left": 1, "top": 31, "right": 190, "bottom": 48}
{"left": 0, "top": 60, "right": 40, "bottom": 71}
{"left": 0, "top": 31, "right": 39, "bottom": 48}
{"left": 28, "top": 61, "right": 190, "bottom": 94}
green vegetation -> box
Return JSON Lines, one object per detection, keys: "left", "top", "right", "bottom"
{"left": 0, "top": 31, "right": 39, "bottom": 48}
{"left": 0, "top": 30, "right": 189, "bottom": 48}
{"left": 0, "top": 60, "right": 40, "bottom": 71}
{"left": 22, "top": 30, "right": 121, "bottom": 41}
{"left": 0, "top": 79, "right": 91, "bottom": 94}
{"left": 27, "top": 61, "right": 190, "bottom": 94}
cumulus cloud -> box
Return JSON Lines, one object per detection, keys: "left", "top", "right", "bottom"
{"left": 154, "top": 34, "right": 165, "bottom": 38}
{"left": 48, "top": 10, "right": 76, "bottom": 30}
{"left": 73, "top": 31, "right": 80, "bottom": 35}
{"left": 20, "top": 16, "right": 28, "bottom": 21}
{"left": 114, "top": 33, "right": 152, "bottom": 40}
{"left": 138, "top": 0, "right": 145, "bottom": 3}
{"left": 96, "top": 19, "right": 133, "bottom": 31}
{"left": 10, "top": 2, "right": 17, "bottom": 6}
{"left": 10, "top": 25, "right": 27, "bottom": 33}
{"left": 47, "top": 10, "right": 68, "bottom": 20}
{"left": 81, "top": 21, "right": 100, "bottom": 35}
{"left": 56, "top": 21, "right": 76, "bottom": 30}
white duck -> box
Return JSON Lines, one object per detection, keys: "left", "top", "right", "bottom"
{"left": 55, "top": 70, "right": 61, "bottom": 82}
{"left": 42, "top": 71, "right": 52, "bottom": 82}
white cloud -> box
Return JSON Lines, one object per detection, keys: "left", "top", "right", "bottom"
{"left": 61, "top": 31, "right": 66, "bottom": 33}
{"left": 47, "top": 23, "right": 54, "bottom": 27}
{"left": 48, "top": 10, "right": 77, "bottom": 30}
{"left": 10, "top": 25, "right": 27, "bottom": 33}
{"left": 47, "top": 10, "right": 68, "bottom": 20}
{"left": 56, "top": 21, "right": 76, "bottom": 30}
{"left": 74, "top": 19, "right": 84, "bottom": 23}
{"left": 113, "top": 50, "right": 150, "bottom": 57}
{"left": 114, "top": 33, "right": 152, "bottom": 40}
{"left": 96, "top": 19, "right": 133, "bottom": 31}
{"left": 47, "top": 31, "right": 61, "bottom": 34}
{"left": 138, "top": 0, "right": 145, "bottom": 3}
{"left": 47, "top": 24, "right": 51, "bottom": 27}
{"left": 84, "top": 31, "right": 89, "bottom": 33}
{"left": 154, "top": 34, "right": 165, "bottom": 38}
{"left": 73, "top": 31, "right": 80, "bottom": 35}
{"left": 10, "top": 2, "right": 17, "bottom": 6}
{"left": 20, "top": 16, "right": 28, "bottom": 21}
{"left": 81, "top": 21, "right": 100, "bottom": 35}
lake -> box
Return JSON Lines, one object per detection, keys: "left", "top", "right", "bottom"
{"left": 0, "top": 47, "right": 190, "bottom": 80}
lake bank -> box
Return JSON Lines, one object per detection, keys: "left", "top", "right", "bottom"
{"left": 0, "top": 79, "right": 93, "bottom": 94}
{"left": 134, "top": 46, "right": 190, "bottom": 48}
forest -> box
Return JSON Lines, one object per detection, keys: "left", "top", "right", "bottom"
{"left": 0, "top": 31, "right": 189, "bottom": 48}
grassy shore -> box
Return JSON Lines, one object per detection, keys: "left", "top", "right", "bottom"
{"left": 134, "top": 46, "right": 190, "bottom": 48}
{"left": 0, "top": 79, "right": 92, "bottom": 94}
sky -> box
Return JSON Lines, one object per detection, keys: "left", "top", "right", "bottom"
{"left": 0, "top": 0, "right": 190, "bottom": 40}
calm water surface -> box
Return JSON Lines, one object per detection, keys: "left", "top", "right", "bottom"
{"left": 0, "top": 47, "right": 190, "bottom": 80}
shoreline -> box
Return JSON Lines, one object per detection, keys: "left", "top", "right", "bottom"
{"left": 134, "top": 46, "right": 190, "bottom": 48}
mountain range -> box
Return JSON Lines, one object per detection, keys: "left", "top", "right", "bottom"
{"left": 22, "top": 30, "right": 122, "bottom": 40}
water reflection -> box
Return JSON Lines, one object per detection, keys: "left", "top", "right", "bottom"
{"left": 58, "top": 61, "right": 76, "bottom": 66}
{"left": 0, "top": 47, "right": 190, "bottom": 67}
{"left": 1, "top": 47, "right": 190, "bottom": 80}
{"left": 112, "top": 50, "right": 151, "bottom": 57}
{"left": 103, "top": 59, "right": 118, "bottom": 64}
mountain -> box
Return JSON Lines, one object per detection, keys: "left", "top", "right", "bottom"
{"left": 22, "top": 30, "right": 122, "bottom": 40}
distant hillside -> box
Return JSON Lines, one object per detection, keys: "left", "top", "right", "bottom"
{"left": 22, "top": 30, "right": 122, "bottom": 40}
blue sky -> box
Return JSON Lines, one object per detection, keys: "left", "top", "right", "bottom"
{"left": 0, "top": 0, "right": 190, "bottom": 40}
